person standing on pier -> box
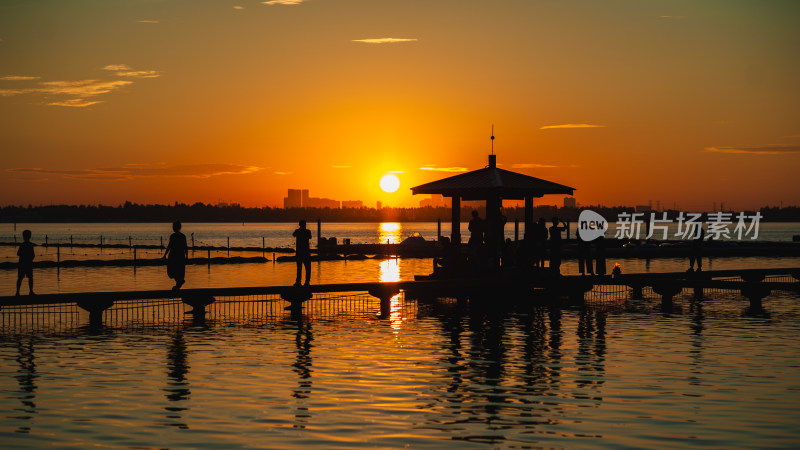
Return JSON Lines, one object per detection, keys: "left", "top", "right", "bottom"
{"left": 577, "top": 232, "right": 593, "bottom": 276}
{"left": 163, "top": 221, "right": 188, "bottom": 290}
{"left": 293, "top": 220, "right": 312, "bottom": 286}
{"left": 533, "top": 218, "right": 548, "bottom": 267}
{"left": 467, "top": 210, "right": 485, "bottom": 264}
{"left": 548, "top": 217, "right": 567, "bottom": 273}
{"left": 688, "top": 225, "right": 706, "bottom": 272}
{"left": 15, "top": 229, "right": 35, "bottom": 296}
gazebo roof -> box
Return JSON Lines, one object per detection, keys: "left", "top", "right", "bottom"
{"left": 411, "top": 155, "right": 575, "bottom": 200}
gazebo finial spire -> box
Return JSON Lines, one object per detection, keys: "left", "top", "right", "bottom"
{"left": 490, "top": 124, "right": 495, "bottom": 155}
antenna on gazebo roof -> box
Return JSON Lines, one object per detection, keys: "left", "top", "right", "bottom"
{"left": 488, "top": 125, "right": 497, "bottom": 168}
{"left": 490, "top": 124, "right": 495, "bottom": 155}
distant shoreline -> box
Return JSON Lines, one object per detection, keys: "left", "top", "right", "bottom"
{"left": 2, "top": 203, "right": 800, "bottom": 223}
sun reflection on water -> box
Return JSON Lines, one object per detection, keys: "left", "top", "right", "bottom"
{"left": 378, "top": 222, "right": 402, "bottom": 244}
{"left": 379, "top": 258, "right": 400, "bottom": 283}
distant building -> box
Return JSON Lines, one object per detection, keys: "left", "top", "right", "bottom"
{"left": 284, "top": 189, "right": 302, "bottom": 209}
{"left": 305, "top": 197, "right": 339, "bottom": 209}
{"left": 419, "top": 194, "right": 447, "bottom": 208}
{"left": 563, "top": 197, "right": 577, "bottom": 208}
{"left": 635, "top": 205, "right": 651, "bottom": 213}
{"left": 376, "top": 201, "right": 382, "bottom": 210}
{"left": 283, "top": 188, "right": 362, "bottom": 209}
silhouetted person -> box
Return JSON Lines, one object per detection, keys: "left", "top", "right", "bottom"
{"left": 468, "top": 210, "right": 485, "bottom": 247}
{"left": 688, "top": 225, "right": 705, "bottom": 272}
{"left": 163, "top": 221, "right": 188, "bottom": 290}
{"left": 577, "top": 232, "right": 593, "bottom": 275}
{"left": 15, "top": 230, "right": 35, "bottom": 296}
{"left": 501, "top": 238, "right": 515, "bottom": 270}
{"left": 595, "top": 236, "right": 607, "bottom": 276}
{"left": 293, "top": 220, "right": 312, "bottom": 286}
{"left": 548, "top": 217, "right": 567, "bottom": 273}
{"left": 533, "top": 218, "right": 548, "bottom": 267}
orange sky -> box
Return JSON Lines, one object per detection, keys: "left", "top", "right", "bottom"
{"left": 1, "top": 0, "right": 798, "bottom": 210}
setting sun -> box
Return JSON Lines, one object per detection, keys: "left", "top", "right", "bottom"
{"left": 380, "top": 174, "right": 400, "bottom": 193}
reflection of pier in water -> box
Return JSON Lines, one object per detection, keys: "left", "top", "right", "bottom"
{"left": 0, "top": 284, "right": 791, "bottom": 440}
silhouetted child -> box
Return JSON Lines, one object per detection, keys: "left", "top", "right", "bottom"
{"left": 16, "top": 230, "right": 35, "bottom": 296}
{"left": 293, "top": 220, "right": 312, "bottom": 286}
{"left": 163, "top": 221, "right": 188, "bottom": 290}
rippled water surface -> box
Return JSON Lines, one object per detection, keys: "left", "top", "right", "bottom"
{"left": 2, "top": 288, "right": 800, "bottom": 448}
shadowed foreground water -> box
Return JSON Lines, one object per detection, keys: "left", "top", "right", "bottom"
{"left": 1, "top": 289, "right": 799, "bottom": 448}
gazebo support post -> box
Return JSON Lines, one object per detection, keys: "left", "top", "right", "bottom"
{"left": 524, "top": 196, "right": 533, "bottom": 239}
{"left": 486, "top": 195, "right": 502, "bottom": 266}
{"left": 451, "top": 195, "right": 461, "bottom": 245}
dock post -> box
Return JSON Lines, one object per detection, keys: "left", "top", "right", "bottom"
{"left": 369, "top": 285, "right": 401, "bottom": 319}
{"left": 45, "top": 235, "right": 48, "bottom": 247}
{"left": 652, "top": 283, "right": 682, "bottom": 309}
{"left": 629, "top": 283, "right": 644, "bottom": 300}
{"left": 129, "top": 236, "right": 132, "bottom": 249}
{"left": 437, "top": 219, "right": 441, "bottom": 241}
{"left": 70, "top": 235, "right": 73, "bottom": 248}
{"left": 317, "top": 219, "right": 322, "bottom": 249}
{"left": 693, "top": 286, "right": 703, "bottom": 300}
{"left": 227, "top": 237, "right": 230, "bottom": 256}
{"left": 160, "top": 236, "right": 163, "bottom": 249}
{"left": 514, "top": 219, "right": 519, "bottom": 241}
{"left": 77, "top": 299, "right": 114, "bottom": 328}
{"left": 133, "top": 247, "right": 137, "bottom": 265}
{"left": 741, "top": 284, "right": 770, "bottom": 309}
{"left": 57, "top": 244, "right": 60, "bottom": 265}
{"left": 181, "top": 294, "right": 215, "bottom": 324}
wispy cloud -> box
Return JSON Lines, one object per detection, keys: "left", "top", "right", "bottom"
{"left": 137, "top": 20, "right": 160, "bottom": 24}
{"left": 352, "top": 38, "right": 418, "bottom": 44}
{"left": 0, "top": 80, "right": 133, "bottom": 98}
{"left": 0, "top": 75, "right": 40, "bottom": 81}
{"left": 420, "top": 165, "right": 468, "bottom": 172}
{"left": 332, "top": 165, "right": 351, "bottom": 169}
{"left": 233, "top": 5, "right": 245, "bottom": 9}
{"left": 103, "top": 64, "right": 131, "bottom": 71}
{"left": 274, "top": 171, "right": 293, "bottom": 175}
{"left": 116, "top": 70, "right": 160, "bottom": 78}
{"left": 705, "top": 146, "right": 800, "bottom": 155}
{"left": 510, "top": 163, "right": 558, "bottom": 169}
{"left": 388, "top": 170, "right": 405, "bottom": 174}
{"left": 263, "top": 0, "right": 304, "bottom": 5}
{"left": 1, "top": 65, "right": 158, "bottom": 106}
{"left": 47, "top": 99, "right": 103, "bottom": 108}
{"left": 540, "top": 124, "right": 606, "bottom": 130}
{"left": 7, "top": 164, "right": 263, "bottom": 180}
{"left": 104, "top": 65, "right": 160, "bottom": 78}
{"left": 660, "top": 15, "right": 686, "bottom": 19}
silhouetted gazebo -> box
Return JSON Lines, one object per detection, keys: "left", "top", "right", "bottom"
{"left": 411, "top": 154, "right": 575, "bottom": 247}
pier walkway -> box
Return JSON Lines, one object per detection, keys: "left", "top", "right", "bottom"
{"left": 1, "top": 267, "right": 798, "bottom": 327}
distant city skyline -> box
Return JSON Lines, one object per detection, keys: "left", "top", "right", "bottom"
{"left": 283, "top": 189, "right": 363, "bottom": 209}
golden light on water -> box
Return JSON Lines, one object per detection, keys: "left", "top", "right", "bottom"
{"left": 378, "top": 222, "right": 403, "bottom": 244}
{"left": 379, "top": 258, "right": 400, "bottom": 283}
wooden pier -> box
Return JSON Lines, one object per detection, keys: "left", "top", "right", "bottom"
{"left": 1, "top": 267, "right": 798, "bottom": 327}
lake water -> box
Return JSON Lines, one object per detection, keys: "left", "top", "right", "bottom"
{"left": 1, "top": 223, "right": 799, "bottom": 448}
